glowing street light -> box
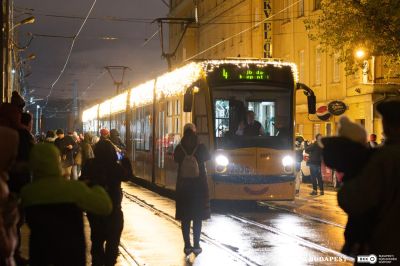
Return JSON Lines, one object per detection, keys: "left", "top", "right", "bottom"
{"left": 355, "top": 49, "right": 366, "bottom": 59}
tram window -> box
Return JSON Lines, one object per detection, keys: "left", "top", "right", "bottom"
{"left": 215, "top": 100, "right": 229, "bottom": 137}
{"left": 144, "top": 111, "right": 152, "bottom": 151}
{"left": 212, "top": 88, "right": 292, "bottom": 149}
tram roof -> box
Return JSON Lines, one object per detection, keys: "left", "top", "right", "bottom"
{"left": 82, "top": 59, "right": 298, "bottom": 122}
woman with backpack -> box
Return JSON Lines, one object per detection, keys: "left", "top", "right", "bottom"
{"left": 174, "top": 123, "right": 211, "bottom": 256}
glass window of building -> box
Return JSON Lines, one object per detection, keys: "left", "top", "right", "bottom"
{"left": 315, "top": 47, "right": 321, "bottom": 85}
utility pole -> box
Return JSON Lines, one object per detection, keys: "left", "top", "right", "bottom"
{"left": 155, "top": 17, "right": 195, "bottom": 70}
{"left": 72, "top": 79, "right": 78, "bottom": 131}
{"left": 104, "top": 66, "right": 130, "bottom": 94}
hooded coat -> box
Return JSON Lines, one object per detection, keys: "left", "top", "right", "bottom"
{"left": 20, "top": 144, "right": 112, "bottom": 266}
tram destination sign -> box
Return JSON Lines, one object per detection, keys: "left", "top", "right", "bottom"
{"left": 207, "top": 64, "right": 294, "bottom": 85}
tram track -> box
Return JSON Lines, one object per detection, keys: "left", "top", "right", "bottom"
{"left": 226, "top": 214, "right": 354, "bottom": 263}
{"left": 257, "top": 201, "right": 345, "bottom": 229}
{"left": 122, "top": 190, "right": 354, "bottom": 265}
{"left": 119, "top": 241, "right": 141, "bottom": 266}
{"left": 122, "top": 190, "right": 261, "bottom": 266}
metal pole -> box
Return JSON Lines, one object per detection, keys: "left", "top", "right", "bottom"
{"left": 4, "top": 0, "right": 10, "bottom": 102}
{"left": 35, "top": 105, "right": 39, "bottom": 135}
{"left": 0, "top": 0, "right": 4, "bottom": 102}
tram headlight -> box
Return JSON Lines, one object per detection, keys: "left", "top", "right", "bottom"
{"left": 215, "top": 155, "right": 229, "bottom": 167}
{"left": 281, "top": 155, "right": 294, "bottom": 167}
{"left": 215, "top": 155, "right": 229, "bottom": 173}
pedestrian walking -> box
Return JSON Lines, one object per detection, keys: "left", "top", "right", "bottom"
{"left": 81, "top": 137, "right": 126, "bottom": 266}
{"left": 0, "top": 127, "right": 20, "bottom": 266}
{"left": 174, "top": 123, "right": 211, "bottom": 256}
{"left": 294, "top": 136, "right": 304, "bottom": 195}
{"left": 305, "top": 134, "right": 324, "bottom": 195}
{"left": 54, "top": 129, "right": 77, "bottom": 179}
{"left": 20, "top": 143, "right": 112, "bottom": 266}
{"left": 338, "top": 100, "right": 400, "bottom": 257}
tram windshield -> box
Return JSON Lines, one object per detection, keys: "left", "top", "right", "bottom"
{"left": 212, "top": 85, "right": 293, "bottom": 149}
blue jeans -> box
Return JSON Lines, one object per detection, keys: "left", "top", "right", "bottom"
{"left": 310, "top": 164, "right": 323, "bottom": 192}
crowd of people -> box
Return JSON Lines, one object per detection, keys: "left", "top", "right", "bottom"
{"left": 0, "top": 91, "right": 129, "bottom": 266}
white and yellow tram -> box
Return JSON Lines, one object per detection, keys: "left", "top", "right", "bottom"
{"left": 82, "top": 59, "right": 316, "bottom": 201}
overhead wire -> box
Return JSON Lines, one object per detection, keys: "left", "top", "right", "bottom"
{"left": 44, "top": 0, "right": 97, "bottom": 108}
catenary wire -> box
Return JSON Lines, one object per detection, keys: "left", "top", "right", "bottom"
{"left": 43, "top": 0, "right": 97, "bottom": 108}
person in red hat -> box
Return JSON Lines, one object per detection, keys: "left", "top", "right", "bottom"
{"left": 99, "top": 128, "right": 110, "bottom": 140}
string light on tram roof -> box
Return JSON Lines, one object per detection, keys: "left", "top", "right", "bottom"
{"left": 82, "top": 104, "right": 99, "bottom": 122}
{"left": 130, "top": 80, "right": 155, "bottom": 107}
{"left": 99, "top": 100, "right": 111, "bottom": 118}
{"left": 110, "top": 92, "right": 128, "bottom": 114}
{"left": 83, "top": 59, "right": 299, "bottom": 121}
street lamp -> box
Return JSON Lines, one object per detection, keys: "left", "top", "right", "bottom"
{"left": 10, "top": 16, "right": 35, "bottom": 31}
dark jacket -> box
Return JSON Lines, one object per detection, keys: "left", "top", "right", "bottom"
{"left": 322, "top": 137, "right": 375, "bottom": 255}
{"left": 81, "top": 139, "right": 126, "bottom": 209}
{"left": 20, "top": 143, "right": 112, "bottom": 266}
{"left": 174, "top": 141, "right": 211, "bottom": 221}
{"left": 338, "top": 141, "right": 400, "bottom": 256}
{"left": 54, "top": 135, "right": 77, "bottom": 167}
{"left": 8, "top": 128, "right": 35, "bottom": 193}
{"left": 305, "top": 142, "right": 322, "bottom": 165}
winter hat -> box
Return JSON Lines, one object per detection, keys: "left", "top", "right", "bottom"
{"left": 100, "top": 128, "right": 110, "bottom": 137}
{"left": 337, "top": 116, "right": 367, "bottom": 144}
{"left": 56, "top": 129, "right": 64, "bottom": 135}
{"left": 10, "top": 91, "right": 25, "bottom": 111}
{"left": 29, "top": 143, "right": 62, "bottom": 180}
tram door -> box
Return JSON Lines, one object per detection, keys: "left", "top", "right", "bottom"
{"left": 155, "top": 100, "right": 167, "bottom": 186}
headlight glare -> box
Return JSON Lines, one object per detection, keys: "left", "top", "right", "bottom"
{"left": 282, "top": 155, "right": 294, "bottom": 167}
{"left": 215, "top": 155, "right": 229, "bottom": 167}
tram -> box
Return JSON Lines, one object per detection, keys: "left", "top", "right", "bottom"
{"left": 82, "top": 59, "right": 316, "bottom": 201}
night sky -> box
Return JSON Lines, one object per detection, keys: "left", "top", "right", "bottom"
{"left": 14, "top": 0, "right": 168, "bottom": 109}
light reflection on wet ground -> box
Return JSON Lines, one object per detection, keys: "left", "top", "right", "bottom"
{"left": 119, "top": 183, "right": 353, "bottom": 265}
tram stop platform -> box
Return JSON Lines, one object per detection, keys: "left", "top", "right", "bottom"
{"left": 19, "top": 182, "right": 346, "bottom": 266}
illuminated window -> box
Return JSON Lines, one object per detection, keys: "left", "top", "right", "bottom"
{"left": 283, "top": 0, "right": 291, "bottom": 23}
{"left": 314, "top": 0, "right": 321, "bottom": 10}
{"left": 315, "top": 47, "right": 321, "bottom": 85}
{"left": 298, "top": 50, "right": 305, "bottom": 82}
{"left": 298, "top": 0, "right": 304, "bottom": 17}
{"left": 333, "top": 53, "right": 340, "bottom": 83}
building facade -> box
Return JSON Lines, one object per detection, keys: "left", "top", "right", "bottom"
{"left": 169, "top": 0, "right": 399, "bottom": 141}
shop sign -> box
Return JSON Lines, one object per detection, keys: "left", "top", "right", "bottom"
{"left": 328, "top": 101, "right": 347, "bottom": 116}
{"left": 317, "top": 106, "right": 331, "bottom": 121}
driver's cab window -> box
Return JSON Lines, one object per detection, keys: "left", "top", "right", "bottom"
{"left": 214, "top": 99, "right": 277, "bottom": 137}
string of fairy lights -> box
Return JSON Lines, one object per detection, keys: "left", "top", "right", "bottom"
{"left": 82, "top": 59, "right": 298, "bottom": 123}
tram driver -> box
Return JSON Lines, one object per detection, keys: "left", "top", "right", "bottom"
{"left": 235, "top": 110, "right": 265, "bottom": 136}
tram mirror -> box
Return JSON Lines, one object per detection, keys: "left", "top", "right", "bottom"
{"left": 307, "top": 95, "right": 316, "bottom": 114}
{"left": 184, "top": 92, "right": 193, "bottom": 112}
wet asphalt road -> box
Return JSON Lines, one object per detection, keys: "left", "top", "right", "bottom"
{"left": 118, "top": 182, "right": 353, "bottom": 266}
